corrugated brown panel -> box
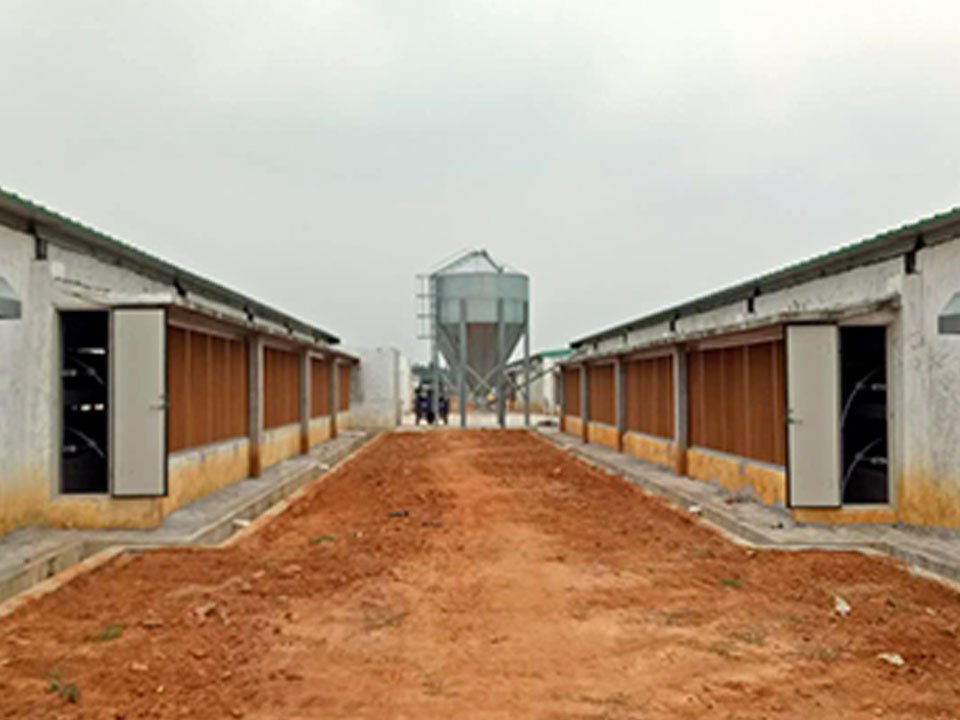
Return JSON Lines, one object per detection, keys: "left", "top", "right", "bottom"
{"left": 167, "top": 326, "right": 248, "bottom": 452}
{"left": 229, "top": 339, "right": 249, "bottom": 440}
{"left": 210, "top": 335, "right": 227, "bottom": 443}
{"left": 167, "top": 326, "right": 189, "bottom": 452}
{"left": 264, "top": 347, "right": 301, "bottom": 429}
{"left": 625, "top": 355, "right": 674, "bottom": 438}
{"left": 687, "top": 339, "right": 785, "bottom": 465}
{"left": 563, "top": 368, "right": 580, "bottom": 416}
{"left": 188, "top": 331, "right": 210, "bottom": 446}
{"left": 588, "top": 364, "right": 615, "bottom": 425}
{"left": 745, "top": 341, "right": 785, "bottom": 463}
{"left": 310, "top": 358, "right": 331, "bottom": 417}
{"left": 338, "top": 364, "right": 352, "bottom": 411}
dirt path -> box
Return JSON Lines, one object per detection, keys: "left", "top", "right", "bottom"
{"left": 2, "top": 431, "right": 960, "bottom": 719}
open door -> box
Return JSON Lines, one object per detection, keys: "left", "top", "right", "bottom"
{"left": 111, "top": 308, "right": 167, "bottom": 497}
{"left": 787, "top": 324, "right": 840, "bottom": 507}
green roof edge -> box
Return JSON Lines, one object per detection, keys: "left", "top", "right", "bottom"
{"left": 571, "top": 203, "right": 960, "bottom": 348}
{"left": 0, "top": 185, "right": 341, "bottom": 345}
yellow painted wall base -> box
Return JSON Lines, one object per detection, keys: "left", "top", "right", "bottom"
{"left": 792, "top": 471, "right": 960, "bottom": 529}
{"left": 261, "top": 423, "right": 303, "bottom": 470}
{"left": 897, "top": 470, "right": 960, "bottom": 529}
{"left": 791, "top": 507, "right": 898, "bottom": 525}
{"left": 587, "top": 422, "right": 620, "bottom": 450}
{"left": 308, "top": 415, "right": 332, "bottom": 447}
{"left": 687, "top": 447, "right": 786, "bottom": 506}
{"left": 623, "top": 431, "right": 677, "bottom": 471}
{"left": 47, "top": 495, "right": 163, "bottom": 529}
{"left": 337, "top": 411, "right": 352, "bottom": 431}
{"left": 164, "top": 438, "right": 250, "bottom": 517}
{"left": 46, "top": 438, "right": 253, "bottom": 530}
{"left": 0, "top": 465, "right": 49, "bottom": 536}
{"left": 564, "top": 415, "right": 582, "bottom": 439}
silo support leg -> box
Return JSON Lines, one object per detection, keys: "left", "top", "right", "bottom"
{"left": 459, "top": 299, "right": 467, "bottom": 428}
{"left": 496, "top": 298, "right": 506, "bottom": 428}
{"left": 523, "top": 301, "right": 530, "bottom": 428}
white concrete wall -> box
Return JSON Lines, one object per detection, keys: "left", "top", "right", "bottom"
{"left": 515, "top": 356, "right": 562, "bottom": 413}
{"left": 351, "top": 347, "right": 410, "bottom": 428}
{"left": 541, "top": 357, "right": 563, "bottom": 414}
{"left": 0, "top": 225, "right": 57, "bottom": 532}
{"left": 569, "top": 244, "right": 960, "bottom": 528}
{"left": 895, "top": 241, "right": 960, "bottom": 526}
{"left": 0, "top": 220, "right": 348, "bottom": 534}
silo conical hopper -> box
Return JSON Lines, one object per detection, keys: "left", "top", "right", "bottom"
{"left": 429, "top": 250, "right": 529, "bottom": 425}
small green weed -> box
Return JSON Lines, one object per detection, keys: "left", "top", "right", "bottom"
{"left": 719, "top": 577, "right": 743, "bottom": 590}
{"left": 46, "top": 671, "right": 81, "bottom": 704}
{"left": 309, "top": 533, "right": 336, "bottom": 545}
{"left": 89, "top": 623, "right": 124, "bottom": 642}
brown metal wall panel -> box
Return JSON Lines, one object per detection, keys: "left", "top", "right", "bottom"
{"left": 563, "top": 368, "right": 580, "bottom": 416}
{"left": 310, "top": 358, "right": 331, "bottom": 417}
{"left": 167, "top": 326, "right": 188, "bottom": 452}
{"left": 625, "top": 355, "right": 673, "bottom": 438}
{"left": 588, "top": 365, "right": 615, "bottom": 425}
{"left": 687, "top": 339, "right": 785, "bottom": 465}
{"left": 211, "top": 336, "right": 227, "bottom": 443}
{"left": 230, "top": 340, "right": 248, "bottom": 440}
{"left": 167, "top": 325, "right": 248, "bottom": 452}
{"left": 338, "top": 364, "right": 352, "bottom": 411}
{"left": 264, "top": 346, "right": 300, "bottom": 429}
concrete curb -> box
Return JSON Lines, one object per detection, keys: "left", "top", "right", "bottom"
{"left": 537, "top": 430, "right": 960, "bottom": 593}
{"left": 0, "top": 432, "right": 373, "bottom": 615}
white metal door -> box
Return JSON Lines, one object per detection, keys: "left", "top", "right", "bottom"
{"left": 787, "top": 324, "right": 840, "bottom": 507}
{"left": 111, "top": 308, "right": 167, "bottom": 496}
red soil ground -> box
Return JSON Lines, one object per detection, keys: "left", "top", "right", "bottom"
{"left": 1, "top": 431, "right": 959, "bottom": 719}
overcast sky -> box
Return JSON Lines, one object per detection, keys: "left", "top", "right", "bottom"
{"left": 2, "top": 1, "right": 959, "bottom": 360}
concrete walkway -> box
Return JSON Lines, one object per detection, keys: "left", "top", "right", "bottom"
{"left": 0, "top": 430, "right": 370, "bottom": 604}
{"left": 540, "top": 428, "right": 960, "bottom": 587}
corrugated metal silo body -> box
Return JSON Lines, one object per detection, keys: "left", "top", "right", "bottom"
{"left": 428, "top": 250, "right": 530, "bottom": 427}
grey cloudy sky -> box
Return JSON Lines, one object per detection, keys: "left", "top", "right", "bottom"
{"left": 2, "top": 1, "right": 959, "bottom": 360}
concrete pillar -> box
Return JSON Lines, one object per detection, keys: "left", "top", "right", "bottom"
{"left": 459, "top": 298, "right": 468, "bottom": 428}
{"left": 248, "top": 336, "right": 264, "bottom": 477}
{"left": 393, "top": 349, "right": 402, "bottom": 427}
{"left": 898, "top": 273, "right": 928, "bottom": 498}
{"left": 580, "top": 364, "right": 589, "bottom": 443}
{"left": 672, "top": 346, "right": 688, "bottom": 476}
{"left": 329, "top": 357, "right": 339, "bottom": 439}
{"left": 496, "top": 297, "right": 506, "bottom": 428}
{"left": 299, "top": 350, "right": 311, "bottom": 454}
{"left": 615, "top": 356, "right": 626, "bottom": 452}
{"left": 523, "top": 300, "right": 531, "bottom": 427}
{"left": 558, "top": 367, "right": 565, "bottom": 432}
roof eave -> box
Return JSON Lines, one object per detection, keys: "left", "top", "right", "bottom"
{"left": 0, "top": 188, "right": 340, "bottom": 345}
{"left": 571, "top": 207, "right": 960, "bottom": 348}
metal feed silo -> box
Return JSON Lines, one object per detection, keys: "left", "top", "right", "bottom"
{"left": 418, "top": 249, "right": 530, "bottom": 428}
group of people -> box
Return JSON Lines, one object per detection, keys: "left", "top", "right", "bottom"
{"left": 414, "top": 383, "right": 450, "bottom": 425}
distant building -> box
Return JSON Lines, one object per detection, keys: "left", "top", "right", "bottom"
{"left": 506, "top": 348, "right": 572, "bottom": 415}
